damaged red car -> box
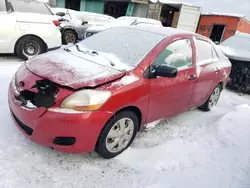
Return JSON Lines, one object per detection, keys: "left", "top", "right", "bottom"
{"left": 8, "top": 26, "right": 231, "bottom": 159}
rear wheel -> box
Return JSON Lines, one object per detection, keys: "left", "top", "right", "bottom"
{"left": 95, "top": 111, "right": 138, "bottom": 159}
{"left": 62, "top": 30, "right": 77, "bottom": 44}
{"left": 15, "top": 36, "right": 45, "bottom": 60}
{"left": 200, "top": 84, "right": 222, "bottom": 111}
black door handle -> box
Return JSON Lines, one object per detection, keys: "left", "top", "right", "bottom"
{"left": 188, "top": 75, "right": 197, "bottom": 81}
{"left": 215, "top": 68, "right": 220, "bottom": 73}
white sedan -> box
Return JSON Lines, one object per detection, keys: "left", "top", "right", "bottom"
{"left": 0, "top": 0, "right": 61, "bottom": 60}
{"left": 51, "top": 8, "right": 115, "bottom": 44}
{"left": 84, "top": 16, "right": 163, "bottom": 38}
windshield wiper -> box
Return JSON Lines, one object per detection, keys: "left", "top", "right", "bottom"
{"left": 75, "top": 44, "right": 116, "bottom": 67}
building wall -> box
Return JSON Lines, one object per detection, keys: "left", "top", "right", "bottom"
{"left": 56, "top": 0, "right": 65, "bottom": 8}
{"left": 236, "top": 18, "right": 250, "bottom": 34}
{"left": 84, "top": 0, "right": 104, "bottom": 14}
{"left": 132, "top": 3, "right": 148, "bottom": 17}
{"left": 197, "top": 15, "right": 240, "bottom": 41}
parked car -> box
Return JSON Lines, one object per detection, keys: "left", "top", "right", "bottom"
{"left": 84, "top": 16, "right": 163, "bottom": 38}
{"left": 51, "top": 8, "right": 115, "bottom": 44}
{"left": 9, "top": 26, "right": 231, "bottom": 159}
{"left": 0, "top": 0, "right": 61, "bottom": 60}
{"left": 218, "top": 32, "right": 250, "bottom": 93}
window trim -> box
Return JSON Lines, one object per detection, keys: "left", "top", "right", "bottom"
{"left": 152, "top": 38, "right": 194, "bottom": 71}
{"left": 195, "top": 37, "right": 219, "bottom": 66}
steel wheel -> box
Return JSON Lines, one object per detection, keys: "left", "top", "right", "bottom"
{"left": 65, "top": 32, "right": 76, "bottom": 44}
{"left": 22, "top": 41, "right": 41, "bottom": 59}
{"left": 208, "top": 87, "right": 220, "bottom": 108}
{"left": 106, "top": 118, "right": 134, "bottom": 153}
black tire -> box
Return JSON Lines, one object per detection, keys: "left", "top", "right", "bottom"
{"left": 200, "top": 84, "right": 222, "bottom": 111}
{"left": 15, "top": 36, "right": 45, "bottom": 60}
{"left": 62, "top": 30, "right": 77, "bottom": 45}
{"left": 95, "top": 111, "right": 139, "bottom": 159}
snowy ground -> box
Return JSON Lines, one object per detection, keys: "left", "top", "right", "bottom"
{"left": 0, "top": 56, "right": 250, "bottom": 188}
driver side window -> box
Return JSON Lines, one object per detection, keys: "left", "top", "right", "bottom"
{"left": 154, "top": 39, "right": 193, "bottom": 69}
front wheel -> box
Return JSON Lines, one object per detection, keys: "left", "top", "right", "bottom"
{"left": 95, "top": 111, "right": 139, "bottom": 159}
{"left": 200, "top": 84, "right": 222, "bottom": 111}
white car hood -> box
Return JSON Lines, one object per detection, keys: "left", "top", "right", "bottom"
{"left": 86, "top": 20, "right": 134, "bottom": 32}
{"left": 218, "top": 46, "right": 250, "bottom": 62}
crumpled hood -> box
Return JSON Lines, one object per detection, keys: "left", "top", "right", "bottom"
{"left": 25, "top": 49, "right": 126, "bottom": 89}
{"left": 218, "top": 45, "right": 250, "bottom": 62}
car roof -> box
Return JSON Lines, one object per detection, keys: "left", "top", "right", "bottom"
{"left": 118, "top": 25, "right": 195, "bottom": 37}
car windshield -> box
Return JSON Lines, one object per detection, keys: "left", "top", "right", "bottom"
{"left": 220, "top": 33, "right": 250, "bottom": 50}
{"left": 10, "top": 0, "right": 52, "bottom": 15}
{"left": 71, "top": 27, "right": 165, "bottom": 67}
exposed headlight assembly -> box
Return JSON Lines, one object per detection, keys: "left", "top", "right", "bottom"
{"left": 60, "top": 90, "right": 111, "bottom": 111}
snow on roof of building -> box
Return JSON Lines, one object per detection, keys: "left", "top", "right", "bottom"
{"left": 158, "top": 0, "right": 193, "bottom": 6}
{"left": 202, "top": 12, "right": 245, "bottom": 18}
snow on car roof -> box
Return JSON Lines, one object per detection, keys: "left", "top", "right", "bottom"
{"left": 124, "top": 25, "right": 195, "bottom": 37}
{"left": 219, "top": 32, "right": 250, "bottom": 61}
{"left": 202, "top": 12, "right": 245, "bottom": 18}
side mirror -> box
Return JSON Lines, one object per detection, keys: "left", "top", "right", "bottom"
{"left": 82, "top": 21, "right": 88, "bottom": 25}
{"left": 215, "top": 41, "right": 220, "bottom": 45}
{"left": 56, "top": 12, "right": 66, "bottom": 17}
{"left": 154, "top": 64, "right": 178, "bottom": 78}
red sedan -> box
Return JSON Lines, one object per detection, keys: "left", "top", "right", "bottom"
{"left": 8, "top": 26, "right": 231, "bottom": 159}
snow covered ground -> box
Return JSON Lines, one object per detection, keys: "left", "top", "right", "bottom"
{"left": 0, "top": 56, "right": 250, "bottom": 188}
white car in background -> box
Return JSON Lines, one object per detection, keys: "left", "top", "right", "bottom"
{"left": 51, "top": 8, "right": 115, "bottom": 44}
{"left": 0, "top": 0, "right": 61, "bottom": 60}
{"left": 84, "top": 16, "right": 163, "bottom": 38}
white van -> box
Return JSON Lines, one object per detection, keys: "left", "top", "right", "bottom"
{"left": 0, "top": 0, "right": 61, "bottom": 60}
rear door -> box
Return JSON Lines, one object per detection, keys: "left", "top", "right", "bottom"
{"left": 189, "top": 38, "right": 220, "bottom": 107}
{"left": 177, "top": 4, "right": 201, "bottom": 32}
{"left": 0, "top": 0, "right": 16, "bottom": 52}
{"left": 147, "top": 37, "right": 197, "bottom": 123}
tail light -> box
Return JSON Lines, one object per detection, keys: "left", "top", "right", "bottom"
{"left": 52, "top": 20, "right": 60, "bottom": 27}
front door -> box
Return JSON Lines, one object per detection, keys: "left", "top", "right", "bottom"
{"left": 147, "top": 38, "right": 197, "bottom": 123}
{"left": 190, "top": 38, "right": 220, "bottom": 107}
{"left": 0, "top": 3, "right": 16, "bottom": 52}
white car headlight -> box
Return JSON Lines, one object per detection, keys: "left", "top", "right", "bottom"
{"left": 85, "top": 32, "right": 94, "bottom": 38}
{"left": 60, "top": 90, "right": 111, "bottom": 111}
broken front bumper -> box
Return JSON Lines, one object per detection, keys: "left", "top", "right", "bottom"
{"left": 8, "top": 79, "right": 113, "bottom": 153}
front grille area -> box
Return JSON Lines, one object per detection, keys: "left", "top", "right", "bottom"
{"left": 12, "top": 112, "right": 33, "bottom": 136}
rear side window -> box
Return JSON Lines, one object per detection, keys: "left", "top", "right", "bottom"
{"left": 10, "top": 0, "right": 52, "bottom": 15}
{"left": 154, "top": 39, "right": 193, "bottom": 69}
{"left": 195, "top": 39, "right": 217, "bottom": 64}
{"left": 0, "top": 0, "right": 6, "bottom": 12}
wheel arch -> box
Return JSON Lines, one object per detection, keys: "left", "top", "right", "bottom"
{"left": 62, "top": 28, "right": 79, "bottom": 39}
{"left": 14, "top": 34, "right": 48, "bottom": 54}
{"left": 114, "top": 106, "right": 142, "bottom": 131}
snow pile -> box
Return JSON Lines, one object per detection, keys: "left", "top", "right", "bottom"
{"left": 202, "top": 12, "right": 245, "bottom": 18}
{"left": 218, "top": 104, "right": 250, "bottom": 145}
{"left": 159, "top": 0, "right": 193, "bottom": 6}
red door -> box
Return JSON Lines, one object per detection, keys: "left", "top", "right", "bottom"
{"left": 189, "top": 38, "right": 220, "bottom": 107}
{"left": 146, "top": 37, "right": 197, "bottom": 123}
